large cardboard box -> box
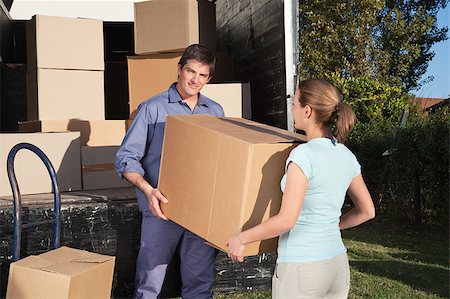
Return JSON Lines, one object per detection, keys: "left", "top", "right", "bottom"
{"left": 27, "top": 68, "right": 105, "bottom": 121}
{"left": 127, "top": 52, "right": 235, "bottom": 117}
{"left": 134, "top": 0, "right": 215, "bottom": 54}
{"left": 0, "top": 132, "right": 82, "bottom": 197}
{"left": 201, "top": 83, "right": 252, "bottom": 119}
{"left": 158, "top": 115, "right": 306, "bottom": 256}
{"left": 81, "top": 146, "right": 131, "bottom": 190}
{"left": 26, "top": 15, "right": 104, "bottom": 71}
{"left": 6, "top": 246, "right": 115, "bottom": 299}
{"left": 19, "top": 120, "right": 128, "bottom": 146}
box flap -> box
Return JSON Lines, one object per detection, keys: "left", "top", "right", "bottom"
{"left": 22, "top": 247, "right": 114, "bottom": 276}
{"left": 168, "top": 115, "right": 307, "bottom": 144}
{"left": 14, "top": 255, "right": 54, "bottom": 269}
{"left": 38, "top": 246, "right": 84, "bottom": 264}
{"left": 40, "top": 259, "right": 111, "bottom": 277}
{"left": 73, "top": 251, "right": 114, "bottom": 264}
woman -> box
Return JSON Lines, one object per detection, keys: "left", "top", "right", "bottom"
{"left": 226, "top": 79, "right": 375, "bottom": 298}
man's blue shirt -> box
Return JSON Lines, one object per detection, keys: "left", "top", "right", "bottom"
{"left": 115, "top": 83, "right": 225, "bottom": 212}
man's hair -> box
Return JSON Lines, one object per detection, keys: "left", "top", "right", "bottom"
{"left": 178, "top": 44, "right": 216, "bottom": 77}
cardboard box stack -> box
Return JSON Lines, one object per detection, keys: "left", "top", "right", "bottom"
{"left": 2, "top": 14, "right": 131, "bottom": 196}
{"left": 159, "top": 115, "right": 307, "bottom": 256}
{"left": 17, "top": 119, "right": 131, "bottom": 191}
{"left": 26, "top": 15, "right": 105, "bottom": 121}
{"left": 5, "top": 0, "right": 254, "bottom": 195}
{"left": 128, "top": 0, "right": 251, "bottom": 119}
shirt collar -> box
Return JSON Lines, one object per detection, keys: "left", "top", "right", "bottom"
{"left": 168, "top": 83, "right": 209, "bottom": 107}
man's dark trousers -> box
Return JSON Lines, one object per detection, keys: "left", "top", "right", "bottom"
{"left": 134, "top": 211, "right": 217, "bottom": 299}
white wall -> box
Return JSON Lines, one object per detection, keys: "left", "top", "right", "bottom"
{"left": 9, "top": 0, "right": 134, "bottom": 21}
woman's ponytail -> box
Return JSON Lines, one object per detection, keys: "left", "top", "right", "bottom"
{"left": 334, "top": 101, "right": 356, "bottom": 143}
{"left": 298, "top": 79, "right": 356, "bottom": 143}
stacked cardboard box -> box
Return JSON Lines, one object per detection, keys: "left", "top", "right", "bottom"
{"left": 134, "top": 0, "right": 216, "bottom": 55}
{"left": 18, "top": 119, "right": 131, "bottom": 191}
{"left": 128, "top": 0, "right": 250, "bottom": 119}
{"left": 11, "top": 15, "right": 130, "bottom": 194}
{"left": 26, "top": 15, "right": 105, "bottom": 121}
{"left": 0, "top": 132, "right": 82, "bottom": 196}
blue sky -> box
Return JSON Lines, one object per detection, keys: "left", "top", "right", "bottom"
{"left": 414, "top": 5, "right": 450, "bottom": 98}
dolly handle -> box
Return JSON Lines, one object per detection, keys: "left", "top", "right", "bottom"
{"left": 7, "top": 142, "right": 61, "bottom": 261}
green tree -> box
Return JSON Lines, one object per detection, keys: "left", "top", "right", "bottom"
{"left": 298, "top": 0, "right": 448, "bottom": 92}
{"left": 326, "top": 71, "right": 410, "bottom": 124}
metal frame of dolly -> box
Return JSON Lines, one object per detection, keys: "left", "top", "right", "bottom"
{"left": 6, "top": 142, "right": 61, "bottom": 262}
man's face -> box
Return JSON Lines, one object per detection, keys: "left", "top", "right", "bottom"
{"left": 177, "top": 59, "right": 211, "bottom": 98}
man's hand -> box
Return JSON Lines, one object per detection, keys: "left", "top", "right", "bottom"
{"left": 147, "top": 188, "right": 169, "bottom": 220}
{"left": 122, "top": 172, "right": 169, "bottom": 220}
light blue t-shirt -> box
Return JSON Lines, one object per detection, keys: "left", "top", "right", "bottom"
{"left": 278, "top": 138, "right": 361, "bottom": 262}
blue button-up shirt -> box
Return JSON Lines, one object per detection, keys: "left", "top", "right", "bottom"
{"left": 115, "top": 83, "right": 225, "bottom": 211}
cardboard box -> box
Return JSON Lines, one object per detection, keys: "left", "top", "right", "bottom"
{"left": 19, "top": 120, "right": 128, "bottom": 146}
{"left": 134, "top": 0, "right": 215, "bottom": 54}
{"left": 202, "top": 83, "right": 252, "bottom": 119}
{"left": 26, "top": 15, "right": 104, "bottom": 71}
{"left": 158, "top": 115, "right": 306, "bottom": 256}
{"left": 127, "top": 53, "right": 181, "bottom": 117}
{"left": 127, "top": 53, "right": 236, "bottom": 118}
{"left": 0, "top": 132, "right": 82, "bottom": 197}
{"left": 6, "top": 246, "right": 115, "bottom": 299}
{"left": 27, "top": 68, "right": 105, "bottom": 121}
{"left": 81, "top": 146, "right": 131, "bottom": 190}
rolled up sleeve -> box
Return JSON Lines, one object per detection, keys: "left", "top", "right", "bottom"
{"left": 115, "top": 104, "right": 154, "bottom": 179}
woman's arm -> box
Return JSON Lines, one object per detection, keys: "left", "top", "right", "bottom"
{"left": 227, "top": 162, "right": 308, "bottom": 262}
{"left": 339, "top": 174, "right": 375, "bottom": 230}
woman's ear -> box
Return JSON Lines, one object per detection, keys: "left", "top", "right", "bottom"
{"left": 304, "top": 104, "right": 312, "bottom": 118}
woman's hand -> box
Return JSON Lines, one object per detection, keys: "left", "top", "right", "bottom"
{"left": 226, "top": 235, "right": 245, "bottom": 262}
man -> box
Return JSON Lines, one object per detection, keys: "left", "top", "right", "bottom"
{"left": 115, "top": 44, "right": 224, "bottom": 299}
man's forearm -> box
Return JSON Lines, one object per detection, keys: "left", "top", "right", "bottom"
{"left": 123, "top": 172, "right": 154, "bottom": 196}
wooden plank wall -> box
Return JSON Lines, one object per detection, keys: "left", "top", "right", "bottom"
{"left": 216, "top": 0, "right": 287, "bottom": 129}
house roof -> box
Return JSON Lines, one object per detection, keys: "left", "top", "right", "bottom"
{"left": 413, "top": 97, "right": 447, "bottom": 110}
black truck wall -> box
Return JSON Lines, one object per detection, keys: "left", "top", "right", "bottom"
{"left": 216, "top": 0, "right": 287, "bottom": 129}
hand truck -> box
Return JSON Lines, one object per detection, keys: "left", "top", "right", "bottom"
{"left": 6, "top": 142, "right": 62, "bottom": 261}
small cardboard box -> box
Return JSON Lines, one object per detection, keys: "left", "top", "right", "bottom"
{"left": 0, "top": 132, "right": 82, "bottom": 197}
{"left": 127, "top": 52, "right": 235, "bottom": 118}
{"left": 81, "top": 146, "right": 131, "bottom": 190}
{"left": 6, "top": 246, "right": 115, "bottom": 299}
{"left": 159, "top": 115, "right": 306, "bottom": 256}
{"left": 134, "top": 0, "right": 216, "bottom": 54}
{"left": 27, "top": 68, "right": 105, "bottom": 121}
{"left": 26, "top": 15, "right": 104, "bottom": 71}
{"left": 19, "top": 120, "right": 128, "bottom": 146}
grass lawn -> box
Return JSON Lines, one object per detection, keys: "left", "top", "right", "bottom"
{"left": 213, "top": 219, "right": 449, "bottom": 298}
